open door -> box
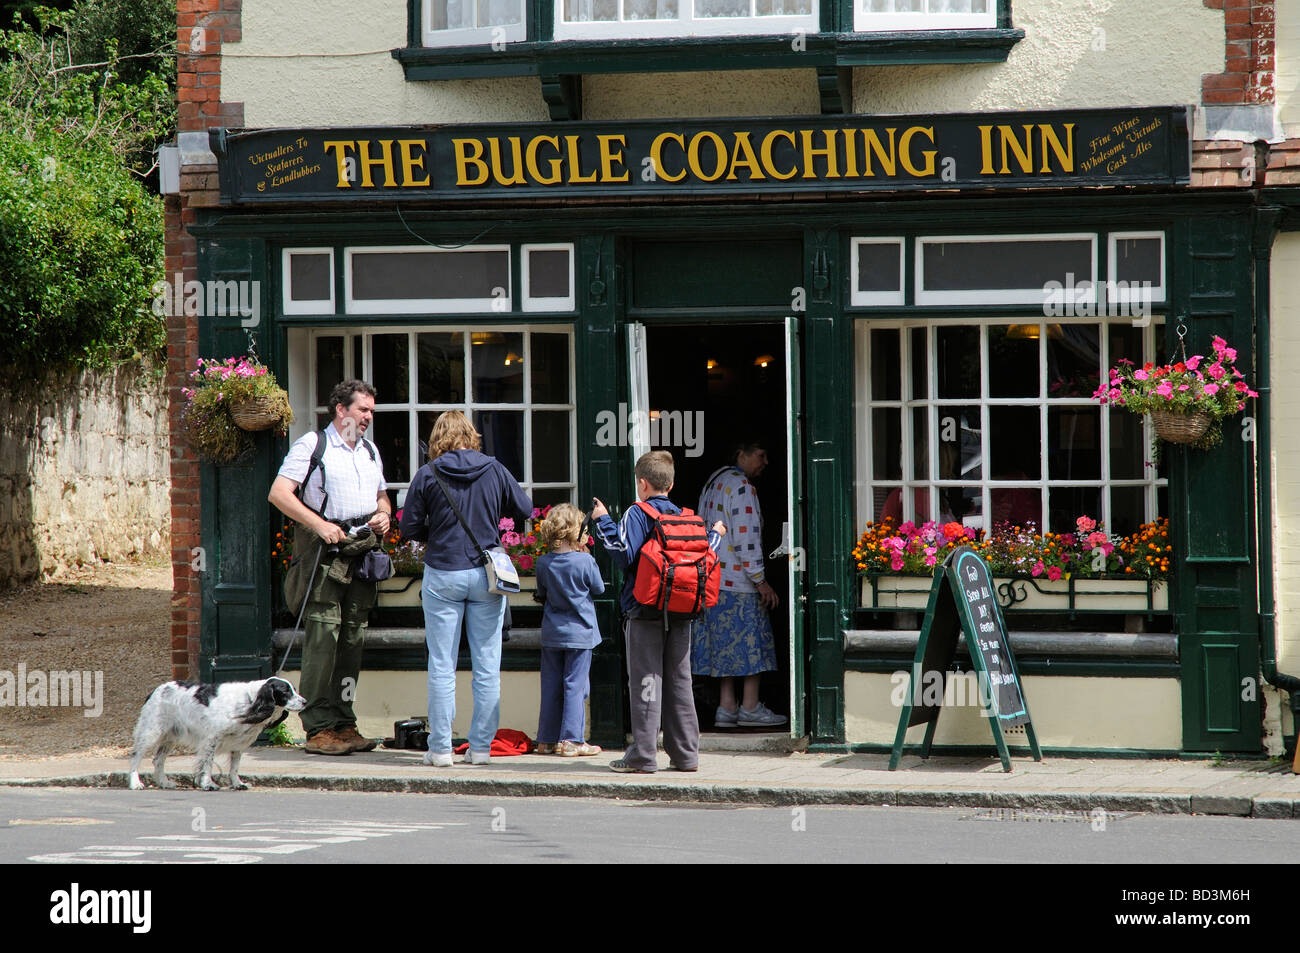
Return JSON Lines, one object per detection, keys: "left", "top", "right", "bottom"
{"left": 784, "top": 315, "right": 806, "bottom": 737}
{"left": 626, "top": 321, "right": 650, "bottom": 497}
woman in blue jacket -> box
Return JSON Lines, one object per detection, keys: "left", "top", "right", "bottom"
{"left": 399, "top": 411, "right": 532, "bottom": 766}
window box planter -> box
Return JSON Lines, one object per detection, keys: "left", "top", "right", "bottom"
{"left": 859, "top": 573, "right": 1168, "bottom": 613}
{"left": 376, "top": 574, "right": 540, "bottom": 608}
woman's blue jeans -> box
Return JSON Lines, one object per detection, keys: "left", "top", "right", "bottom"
{"left": 422, "top": 565, "right": 505, "bottom": 756}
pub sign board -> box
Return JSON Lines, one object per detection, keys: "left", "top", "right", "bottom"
{"left": 888, "top": 546, "right": 1042, "bottom": 773}
{"left": 212, "top": 106, "right": 1189, "bottom": 205}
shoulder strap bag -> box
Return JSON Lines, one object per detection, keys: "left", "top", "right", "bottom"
{"left": 432, "top": 470, "right": 521, "bottom": 595}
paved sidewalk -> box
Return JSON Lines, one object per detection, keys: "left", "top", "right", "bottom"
{"left": 2, "top": 746, "right": 1298, "bottom": 818}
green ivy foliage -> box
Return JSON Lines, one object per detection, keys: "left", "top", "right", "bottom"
{"left": 0, "top": 2, "right": 173, "bottom": 375}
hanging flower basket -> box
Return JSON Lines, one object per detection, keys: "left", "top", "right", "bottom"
{"left": 230, "top": 395, "right": 283, "bottom": 431}
{"left": 182, "top": 357, "right": 294, "bottom": 463}
{"left": 1093, "top": 333, "right": 1257, "bottom": 452}
{"left": 1150, "top": 408, "right": 1213, "bottom": 445}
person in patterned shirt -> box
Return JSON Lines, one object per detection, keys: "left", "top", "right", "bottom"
{"left": 692, "top": 440, "right": 786, "bottom": 729}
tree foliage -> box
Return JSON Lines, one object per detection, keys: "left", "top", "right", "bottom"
{"left": 0, "top": 1, "right": 174, "bottom": 373}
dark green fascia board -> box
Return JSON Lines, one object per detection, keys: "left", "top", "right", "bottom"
{"left": 843, "top": 658, "right": 1180, "bottom": 678}
{"left": 188, "top": 188, "right": 1260, "bottom": 243}
{"left": 389, "top": 28, "right": 1022, "bottom": 82}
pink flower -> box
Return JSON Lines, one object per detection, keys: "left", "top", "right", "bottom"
{"left": 498, "top": 517, "right": 515, "bottom": 531}
{"left": 1031, "top": 560, "right": 1045, "bottom": 578}
{"left": 1185, "top": 355, "right": 1201, "bottom": 371}
{"left": 1087, "top": 531, "right": 1108, "bottom": 548}
{"left": 1208, "top": 362, "right": 1226, "bottom": 380}
{"left": 1155, "top": 380, "right": 1174, "bottom": 399}
{"left": 1076, "top": 516, "right": 1096, "bottom": 533}
{"left": 517, "top": 554, "right": 534, "bottom": 571}
{"left": 524, "top": 534, "right": 537, "bottom": 546}
{"left": 898, "top": 521, "right": 916, "bottom": 537}
{"left": 1178, "top": 384, "right": 1189, "bottom": 391}
{"left": 890, "top": 553, "right": 905, "bottom": 572}
{"left": 1203, "top": 383, "right": 1219, "bottom": 396}
{"left": 1235, "top": 381, "right": 1248, "bottom": 393}
{"left": 502, "top": 531, "right": 521, "bottom": 547}
{"left": 1046, "top": 566, "right": 1063, "bottom": 582}
{"left": 1134, "top": 369, "right": 1149, "bottom": 380}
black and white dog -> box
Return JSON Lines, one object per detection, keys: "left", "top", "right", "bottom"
{"left": 128, "top": 677, "right": 305, "bottom": 791}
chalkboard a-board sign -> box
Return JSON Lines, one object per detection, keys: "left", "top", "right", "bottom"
{"left": 888, "top": 546, "right": 1042, "bottom": 773}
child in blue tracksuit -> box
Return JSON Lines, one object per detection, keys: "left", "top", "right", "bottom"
{"left": 592, "top": 450, "right": 724, "bottom": 774}
{"left": 534, "top": 503, "right": 605, "bottom": 757}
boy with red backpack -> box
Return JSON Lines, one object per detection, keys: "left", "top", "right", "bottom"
{"left": 591, "top": 450, "right": 725, "bottom": 774}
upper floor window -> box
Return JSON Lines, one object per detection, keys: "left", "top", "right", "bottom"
{"left": 556, "top": 0, "right": 818, "bottom": 40}
{"left": 855, "top": 0, "right": 995, "bottom": 32}
{"left": 424, "top": 0, "right": 526, "bottom": 47}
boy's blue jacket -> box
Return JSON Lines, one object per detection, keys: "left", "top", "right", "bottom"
{"left": 399, "top": 449, "right": 533, "bottom": 572}
{"left": 593, "top": 496, "right": 722, "bottom": 618}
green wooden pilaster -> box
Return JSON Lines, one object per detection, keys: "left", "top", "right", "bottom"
{"left": 576, "top": 232, "right": 625, "bottom": 748}
{"left": 1171, "top": 210, "right": 1262, "bottom": 752}
{"left": 803, "top": 227, "right": 852, "bottom": 743}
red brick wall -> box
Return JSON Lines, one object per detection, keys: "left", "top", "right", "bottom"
{"left": 169, "top": 0, "right": 244, "bottom": 680}
{"left": 1202, "top": 0, "right": 1275, "bottom": 105}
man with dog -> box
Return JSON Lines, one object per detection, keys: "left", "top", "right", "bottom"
{"left": 268, "top": 380, "right": 391, "bottom": 756}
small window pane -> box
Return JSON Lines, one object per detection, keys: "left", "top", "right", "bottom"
{"left": 1109, "top": 408, "right": 1146, "bottom": 480}
{"left": 1047, "top": 325, "right": 1101, "bottom": 397}
{"left": 352, "top": 337, "right": 363, "bottom": 380}
{"left": 475, "top": 410, "right": 524, "bottom": 482}
{"left": 990, "top": 406, "right": 1039, "bottom": 480}
{"left": 352, "top": 250, "right": 509, "bottom": 301}
{"left": 936, "top": 325, "right": 979, "bottom": 398}
{"left": 531, "top": 333, "right": 570, "bottom": 404}
{"left": 870, "top": 328, "right": 900, "bottom": 400}
{"left": 566, "top": 0, "right": 617, "bottom": 20}
{"left": 872, "top": 409, "right": 901, "bottom": 480}
{"left": 528, "top": 249, "right": 571, "bottom": 300}
{"left": 1047, "top": 487, "right": 1099, "bottom": 535}
{"left": 942, "top": 405, "right": 982, "bottom": 480}
{"left": 532, "top": 411, "right": 571, "bottom": 483}
{"left": 432, "top": 0, "right": 474, "bottom": 29}
{"left": 371, "top": 333, "right": 409, "bottom": 403}
{"left": 316, "top": 337, "right": 343, "bottom": 406}
{"left": 531, "top": 487, "right": 573, "bottom": 509}
{"left": 1049, "top": 408, "right": 1101, "bottom": 481}
{"left": 988, "top": 325, "right": 1039, "bottom": 398}
{"left": 912, "top": 406, "right": 930, "bottom": 480}
{"left": 1115, "top": 238, "right": 1162, "bottom": 286}
{"left": 755, "top": 0, "right": 811, "bottom": 13}
{"left": 922, "top": 239, "right": 1093, "bottom": 293}
{"left": 857, "top": 242, "right": 902, "bottom": 293}
{"left": 417, "top": 332, "right": 466, "bottom": 404}
{"left": 290, "top": 253, "right": 331, "bottom": 302}
{"left": 417, "top": 410, "right": 446, "bottom": 463}
{"left": 472, "top": 332, "right": 525, "bottom": 403}
{"left": 991, "top": 486, "right": 1042, "bottom": 531}
{"left": 371, "top": 412, "right": 412, "bottom": 487}
{"left": 1108, "top": 323, "right": 1143, "bottom": 367}
{"left": 1110, "top": 486, "right": 1146, "bottom": 538}
{"left": 478, "top": 0, "right": 522, "bottom": 25}
{"left": 910, "top": 327, "right": 928, "bottom": 399}
{"left": 697, "top": 0, "right": 749, "bottom": 15}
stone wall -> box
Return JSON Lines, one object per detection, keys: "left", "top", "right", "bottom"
{"left": 0, "top": 364, "right": 171, "bottom": 586}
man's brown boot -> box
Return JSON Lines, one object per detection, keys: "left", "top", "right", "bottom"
{"left": 337, "top": 725, "right": 377, "bottom": 753}
{"left": 304, "top": 728, "right": 352, "bottom": 756}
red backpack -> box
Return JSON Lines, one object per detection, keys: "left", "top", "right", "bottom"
{"left": 632, "top": 501, "right": 721, "bottom": 618}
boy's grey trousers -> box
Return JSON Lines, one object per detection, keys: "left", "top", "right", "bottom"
{"left": 622, "top": 617, "right": 700, "bottom": 772}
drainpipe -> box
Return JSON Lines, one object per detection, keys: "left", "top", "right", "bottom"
{"left": 1252, "top": 202, "right": 1300, "bottom": 754}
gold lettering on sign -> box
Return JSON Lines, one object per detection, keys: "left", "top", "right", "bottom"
{"left": 597, "top": 134, "right": 629, "bottom": 183}
{"left": 727, "top": 132, "right": 764, "bottom": 182}
{"left": 323, "top": 140, "right": 356, "bottom": 188}
{"left": 453, "top": 138, "right": 490, "bottom": 186}
{"left": 760, "top": 130, "right": 798, "bottom": 181}
{"left": 356, "top": 139, "right": 397, "bottom": 188}
{"left": 689, "top": 131, "right": 728, "bottom": 182}
{"left": 899, "top": 126, "right": 937, "bottom": 177}
{"left": 979, "top": 123, "right": 1078, "bottom": 176}
{"left": 526, "top": 135, "right": 563, "bottom": 185}
{"left": 564, "top": 135, "right": 598, "bottom": 184}
{"left": 861, "top": 128, "right": 897, "bottom": 177}
{"left": 489, "top": 137, "right": 528, "bottom": 186}
{"left": 397, "top": 139, "right": 431, "bottom": 187}
{"left": 799, "top": 129, "right": 839, "bottom": 179}
{"left": 650, "top": 133, "right": 687, "bottom": 183}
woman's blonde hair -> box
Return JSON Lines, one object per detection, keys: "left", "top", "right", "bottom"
{"left": 427, "top": 410, "right": 482, "bottom": 461}
{"left": 538, "top": 503, "right": 585, "bottom": 548}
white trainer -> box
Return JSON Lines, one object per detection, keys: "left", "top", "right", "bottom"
{"left": 423, "top": 750, "right": 453, "bottom": 767}
{"left": 737, "top": 702, "right": 787, "bottom": 727}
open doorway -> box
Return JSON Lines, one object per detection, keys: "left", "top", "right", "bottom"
{"left": 643, "top": 322, "right": 793, "bottom": 731}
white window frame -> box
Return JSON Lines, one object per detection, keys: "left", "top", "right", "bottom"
{"left": 914, "top": 233, "right": 1098, "bottom": 307}
{"left": 850, "top": 237, "right": 905, "bottom": 306}
{"left": 854, "top": 0, "right": 995, "bottom": 32}
{"left": 282, "top": 247, "right": 336, "bottom": 316}
{"left": 1108, "top": 231, "right": 1166, "bottom": 308}
{"left": 423, "top": 0, "right": 527, "bottom": 47}
{"left": 303, "top": 326, "right": 577, "bottom": 508}
{"left": 853, "top": 315, "right": 1167, "bottom": 536}
{"left": 521, "top": 243, "right": 577, "bottom": 313}
{"left": 344, "top": 245, "right": 513, "bottom": 315}
{"left": 554, "top": 0, "right": 818, "bottom": 40}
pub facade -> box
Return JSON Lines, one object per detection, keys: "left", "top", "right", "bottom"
{"left": 166, "top": 0, "right": 1300, "bottom": 757}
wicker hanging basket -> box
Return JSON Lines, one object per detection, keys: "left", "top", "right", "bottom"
{"left": 230, "top": 395, "right": 281, "bottom": 431}
{"left": 1150, "top": 409, "right": 1213, "bottom": 445}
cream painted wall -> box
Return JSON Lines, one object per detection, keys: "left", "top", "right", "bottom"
{"left": 228, "top": 0, "right": 1223, "bottom": 128}
{"left": 1271, "top": 234, "right": 1300, "bottom": 679}
{"left": 1280, "top": 1, "right": 1300, "bottom": 138}
{"left": 281, "top": 670, "right": 552, "bottom": 747}
{"left": 844, "top": 672, "right": 1182, "bottom": 750}
{"left": 854, "top": 0, "right": 1223, "bottom": 115}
